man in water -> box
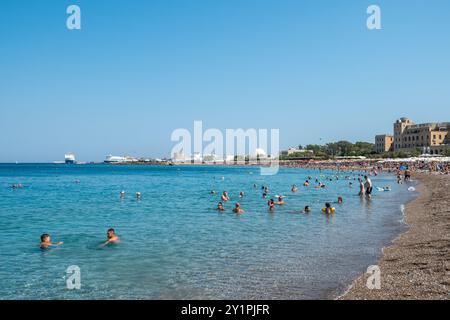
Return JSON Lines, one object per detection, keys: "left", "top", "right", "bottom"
{"left": 232, "top": 203, "right": 244, "bottom": 214}
{"left": 364, "top": 175, "right": 373, "bottom": 198}
{"left": 101, "top": 228, "right": 120, "bottom": 247}
{"left": 217, "top": 202, "right": 225, "bottom": 211}
{"left": 40, "top": 233, "right": 63, "bottom": 249}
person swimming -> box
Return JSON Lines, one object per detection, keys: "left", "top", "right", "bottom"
{"left": 276, "top": 196, "right": 285, "bottom": 205}
{"left": 303, "top": 180, "right": 310, "bottom": 187}
{"left": 232, "top": 203, "right": 244, "bottom": 214}
{"left": 291, "top": 185, "right": 298, "bottom": 192}
{"left": 268, "top": 199, "right": 275, "bottom": 211}
{"left": 101, "top": 228, "right": 120, "bottom": 247}
{"left": 303, "top": 205, "right": 311, "bottom": 213}
{"left": 135, "top": 192, "right": 142, "bottom": 199}
{"left": 221, "top": 191, "right": 230, "bottom": 202}
{"left": 217, "top": 202, "right": 225, "bottom": 211}
{"left": 120, "top": 191, "right": 125, "bottom": 198}
{"left": 337, "top": 196, "right": 343, "bottom": 204}
{"left": 40, "top": 233, "right": 63, "bottom": 249}
{"left": 239, "top": 191, "right": 245, "bottom": 198}
{"left": 322, "top": 202, "right": 335, "bottom": 214}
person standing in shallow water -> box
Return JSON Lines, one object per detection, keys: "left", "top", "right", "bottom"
{"left": 101, "top": 228, "right": 120, "bottom": 247}
{"left": 358, "top": 178, "right": 365, "bottom": 196}
{"left": 364, "top": 175, "right": 373, "bottom": 199}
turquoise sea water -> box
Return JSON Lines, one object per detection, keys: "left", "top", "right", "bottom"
{"left": 0, "top": 164, "right": 417, "bottom": 300}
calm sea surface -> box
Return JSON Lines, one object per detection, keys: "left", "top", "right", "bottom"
{"left": 0, "top": 164, "right": 417, "bottom": 299}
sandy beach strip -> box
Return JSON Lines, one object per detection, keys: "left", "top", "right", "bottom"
{"left": 341, "top": 173, "right": 450, "bottom": 300}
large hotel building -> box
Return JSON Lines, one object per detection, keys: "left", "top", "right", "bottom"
{"left": 375, "top": 118, "right": 450, "bottom": 155}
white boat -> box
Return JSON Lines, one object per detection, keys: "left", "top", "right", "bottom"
{"left": 104, "top": 155, "right": 127, "bottom": 163}
{"left": 65, "top": 153, "right": 76, "bottom": 164}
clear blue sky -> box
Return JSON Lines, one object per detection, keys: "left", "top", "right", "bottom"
{"left": 1, "top": 0, "right": 450, "bottom": 162}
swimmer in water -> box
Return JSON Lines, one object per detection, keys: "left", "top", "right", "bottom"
{"left": 239, "top": 191, "right": 245, "bottom": 198}
{"left": 217, "top": 202, "right": 225, "bottom": 211}
{"left": 276, "top": 196, "right": 285, "bottom": 205}
{"left": 268, "top": 199, "right": 275, "bottom": 211}
{"left": 291, "top": 185, "right": 298, "bottom": 193}
{"left": 358, "top": 178, "right": 365, "bottom": 196}
{"left": 221, "top": 191, "right": 230, "bottom": 202}
{"left": 210, "top": 190, "right": 216, "bottom": 195}
{"left": 323, "top": 202, "right": 334, "bottom": 214}
{"left": 101, "top": 228, "right": 120, "bottom": 247}
{"left": 120, "top": 191, "right": 125, "bottom": 198}
{"left": 136, "top": 192, "right": 141, "bottom": 199}
{"left": 303, "top": 180, "right": 310, "bottom": 187}
{"left": 40, "top": 233, "right": 63, "bottom": 249}
{"left": 338, "top": 196, "right": 343, "bottom": 204}
{"left": 232, "top": 203, "right": 244, "bottom": 214}
{"left": 303, "top": 205, "right": 311, "bottom": 213}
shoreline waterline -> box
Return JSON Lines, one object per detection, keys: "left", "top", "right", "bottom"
{"left": 340, "top": 173, "right": 450, "bottom": 300}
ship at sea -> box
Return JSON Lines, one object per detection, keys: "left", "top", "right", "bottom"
{"left": 64, "top": 153, "right": 76, "bottom": 164}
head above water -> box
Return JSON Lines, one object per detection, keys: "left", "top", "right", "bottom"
{"left": 107, "top": 228, "right": 116, "bottom": 238}
{"left": 40, "top": 233, "right": 50, "bottom": 242}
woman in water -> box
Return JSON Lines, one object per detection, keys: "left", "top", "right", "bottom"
{"left": 358, "top": 178, "right": 365, "bottom": 196}
{"left": 40, "top": 233, "right": 63, "bottom": 249}
{"left": 268, "top": 199, "right": 275, "bottom": 211}
{"left": 291, "top": 185, "right": 298, "bottom": 193}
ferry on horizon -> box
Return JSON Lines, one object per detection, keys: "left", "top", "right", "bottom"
{"left": 65, "top": 153, "right": 76, "bottom": 164}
